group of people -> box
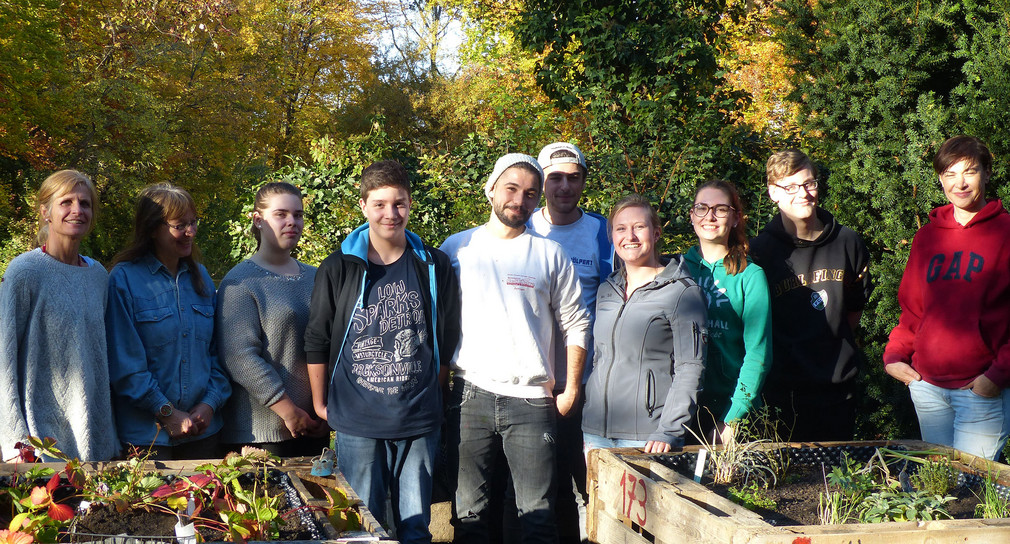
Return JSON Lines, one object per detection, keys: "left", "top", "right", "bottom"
{"left": 0, "top": 135, "right": 1006, "bottom": 544}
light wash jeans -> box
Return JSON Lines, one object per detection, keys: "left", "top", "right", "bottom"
{"left": 582, "top": 432, "right": 648, "bottom": 457}
{"left": 446, "top": 379, "right": 558, "bottom": 544}
{"left": 908, "top": 379, "right": 1010, "bottom": 460}
{"left": 336, "top": 429, "right": 439, "bottom": 544}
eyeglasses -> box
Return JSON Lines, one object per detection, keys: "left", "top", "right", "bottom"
{"left": 772, "top": 180, "right": 819, "bottom": 195}
{"left": 690, "top": 203, "right": 735, "bottom": 218}
{"left": 165, "top": 219, "right": 200, "bottom": 232}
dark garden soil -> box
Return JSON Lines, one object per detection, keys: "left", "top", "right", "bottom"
{"left": 707, "top": 464, "right": 981, "bottom": 526}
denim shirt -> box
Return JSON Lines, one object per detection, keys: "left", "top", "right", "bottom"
{"left": 106, "top": 253, "right": 231, "bottom": 446}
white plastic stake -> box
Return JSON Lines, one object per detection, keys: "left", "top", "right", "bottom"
{"left": 175, "top": 520, "right": 197, "bottom": 544}
{"left": 694, "top": 449, "right": 707, "bottom": 483}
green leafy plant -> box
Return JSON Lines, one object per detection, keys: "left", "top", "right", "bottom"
{"left": 190, "top": 447, "right": 286, "bottom": 541}
{"left": 321, "top": 487, "right": 361, "bottom": 532}
{"left": 728, "top": 483, "right": 776, "bottom": 511}
{"left": 817, "top": 448, "right": 962, "bottom": 525}
{"left": 25, "top": 436, "right": 167, "bottom": 514}
{"left": 856, "top": 490, "right": 954, "bottom": 523}
{"left": 826, "top": 453, "right": 878, "bottom": 504}
{"left": 817, "top": 454, "right": 876, "bottom": 525}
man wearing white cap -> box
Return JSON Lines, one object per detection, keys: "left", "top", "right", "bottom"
{"left": 441, "top": 153, "right": 591, "bottom": 544}
{"left": 529, "top": 142, "right": 613, "bottom": 544}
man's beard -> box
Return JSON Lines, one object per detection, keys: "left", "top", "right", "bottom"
{"left": 494, "top": 201, "right": 531, "bottom": 229}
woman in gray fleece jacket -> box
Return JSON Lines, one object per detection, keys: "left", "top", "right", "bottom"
{"left": 582, "top": 194, "right": 708, "bottom": 453}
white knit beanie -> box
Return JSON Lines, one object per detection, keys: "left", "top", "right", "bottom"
{"left": 484, "top": 153, "right": 545, "bottom": 203}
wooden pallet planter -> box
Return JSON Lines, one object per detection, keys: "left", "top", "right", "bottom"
{"left": 586, "top": 440, "right": 1010, "bottom": 544}
{"left": 0, "top": 457, "right": 390, "bottom": 543}
{"left": 281, "top": 457, "right": 390, "bottom": 541}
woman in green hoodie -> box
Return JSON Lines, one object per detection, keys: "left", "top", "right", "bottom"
{"left": 685, "top": 180, "right": 773, "bottom": 444}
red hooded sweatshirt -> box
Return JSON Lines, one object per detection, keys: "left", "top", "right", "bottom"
{"left": 884, "top": 199, "right": 1010, "bottom": 389}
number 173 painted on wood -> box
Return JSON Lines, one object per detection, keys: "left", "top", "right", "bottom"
{"left": 619, "top": 470, "right": 648, "bottom": 526}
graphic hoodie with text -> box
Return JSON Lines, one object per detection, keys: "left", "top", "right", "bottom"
{"left": 750, "top": 209, "right": 873, "bottom": 390}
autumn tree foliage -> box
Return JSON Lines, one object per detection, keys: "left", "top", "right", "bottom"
{"left": 0, "top": 0, "right": 376, "bottom": 275}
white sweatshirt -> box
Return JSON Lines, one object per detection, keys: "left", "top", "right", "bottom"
{"left": 440, "top": 226, "right": 590, "bottom": 398}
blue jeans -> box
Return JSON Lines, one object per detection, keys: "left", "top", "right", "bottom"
{"left": 908, "top": 379, "right": 1010, "bottom": 460}
{"left": 447, "top": 379, "right": 558, "bottom": 544}
{"left": 336, "top": 429, "right": 439, "bottom": 544}
{"left": 582, "top": 432, "right": 648, "bottom": 456}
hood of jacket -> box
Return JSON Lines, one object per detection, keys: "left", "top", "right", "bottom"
{"left": 683, "top": 245, "right": 725, "bottom": 271}
{"left": 340, "top": 223, "right": 432, "bottom": 264}
{"left": 928, "top": 199, "right": 1007, "bottom": 230}
{"left": 763, "top": 208, "right": 842, "bottom": 249}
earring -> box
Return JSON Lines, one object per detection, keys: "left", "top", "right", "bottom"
{"left": 255, "top": 223, "right": 262, "bottom": 229}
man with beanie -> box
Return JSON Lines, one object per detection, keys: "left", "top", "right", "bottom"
{"left": 529, "top": 142, "right": 613, "bottom": 543}
{"left": 441, "top": 153, "right": 591, "bottom": 544}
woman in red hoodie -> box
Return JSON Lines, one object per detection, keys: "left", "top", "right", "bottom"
{"left": 884, "top": 136, "right": 1010, "bottom": 460}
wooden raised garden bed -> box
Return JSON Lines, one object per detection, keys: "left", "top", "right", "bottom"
{"left": 0, "top": 453, "right": 389, "bottom": 544}
{"left": 587, "top": 439, "right": 1010, "bottom": 544}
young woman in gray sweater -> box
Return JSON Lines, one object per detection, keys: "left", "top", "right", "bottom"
{"left": 216, "top": 183, "right": 328, "bottom": 457}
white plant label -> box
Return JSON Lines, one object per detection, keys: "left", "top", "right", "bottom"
{"left": 694, "top": 449, "right": 707, "bottom": 483}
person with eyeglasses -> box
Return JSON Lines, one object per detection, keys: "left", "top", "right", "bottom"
{"left": 106, "top": 183, "right": 231, "bottom": 459}
{"left": 684, "top": 180, "right": 772, "bottom": 445}
{"left": 750, "top": 150, "right": 872, "bottom": 442}
{"left": 884, "top": 136, "right": 1010, "bottom": 460}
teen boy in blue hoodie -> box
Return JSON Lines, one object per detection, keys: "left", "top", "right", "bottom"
{"left": 305, "top": 160, "right": 461, "bottom": 543}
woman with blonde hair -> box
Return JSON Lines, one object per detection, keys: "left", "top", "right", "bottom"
{"left": 582, "top": 194, "right": 708, "bottom": 453}
{"left": 685, "top": 180, "right": 772, "bottom": 444}
{"left": 0, "top": 170, "right": 119, "bottom": 461}
{"left": 107, "top": 183, "right": 230, "bottom": 460}
{"left": 217, "top": 182, "right": 327, "bottom": 456}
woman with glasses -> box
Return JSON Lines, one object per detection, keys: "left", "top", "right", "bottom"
{"left": 684, "top": 180, "right": 772, "bottom": 444}
{"left": 582, "top": 194, "right": 708, "bottom": 453}
{"left": 0, "top": 170, "right": 119, "bottom": 462}
{"left": 884, "top": 136, "right": 1010, "bottom": 460}
{"left": 216, "top": 183, "right": 328, "bottom": 457}
{"left": 107, "top": 183, "right": 231, "bottom": 459}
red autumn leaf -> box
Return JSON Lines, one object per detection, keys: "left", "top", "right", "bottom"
{"left": 13, "top": 443, "right": 36, "bottom": 463}
{"left": 152, "top": 480, "right": 187, "bottom": 498}
{"left": 792, "top": 538, "right": 812, "bottom": 544}
{"left": 45, "top": 473, "right": 59, "bottom": 493}
{"left": 187, "top": 474, "right": 213, "bottom": 487}
{"left": 47, "top": 503, "right": 74, "bottom": 522}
